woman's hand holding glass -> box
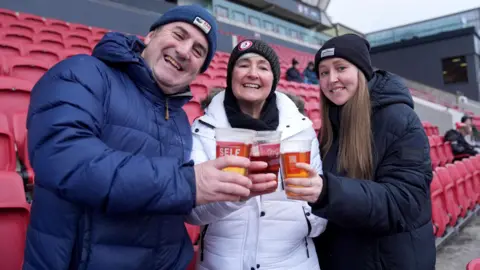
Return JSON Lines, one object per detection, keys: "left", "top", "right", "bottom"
{"left": 284, "top": 163, "right": 324, "bottom": 203}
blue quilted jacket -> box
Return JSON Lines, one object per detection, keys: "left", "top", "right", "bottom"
{"left": 23, "top": 32, "right": 196, "bottom": 270}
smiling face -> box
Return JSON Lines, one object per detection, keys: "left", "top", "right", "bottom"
{"left": 231, "top": 54, "right": 273, "bottom": 107}
{"left": 142, "top": 22, "right": 208, "bottom": 95}
{"left": 318, "top": 57, "right": 359, "bottom": 106}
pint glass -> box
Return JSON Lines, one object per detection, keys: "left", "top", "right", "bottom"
{"left": 250, "top": 131, "right": 282, "bottom": 185}
{"left": 280, "top": 139, "right": 311, "bottom": 197}
{"left": 215, "top": 128, "right": 256, "bottom": 176}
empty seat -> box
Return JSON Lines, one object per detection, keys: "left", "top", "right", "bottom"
{"left": 3, "top": 21, "right": 36, "bottom": 37}
{"left": 422, "top": 122, "right": 432, "bottom": 136}
{"left": 463, "top": 158, "right": 480, "bottom": 203}
{"left": 92, "top": 27, "right": 109, "bottom": 37}
{"left": 183, "top": 102, "right": 204, "bottom": 124}
{"left": 18, "top": 12, "right": 45, "bottom": 27}
{"left": 12, "top": 112, "right": 34, "bottom": 185}
{"left": 0, "top": 76, "right": 33, "bottom": 126}
{"left": 443, "top": 140, "right": 454, "bottom": 165}
{"left": 45, "top": 18, "right": 70, "bottom": 32}
{"left": 0, "top": 171, "right": 30, "bottom": 270}
{"left": 455, "top": 161, "right": 477, "bottom": 209}
{"left": 446, "top": 163, "right": 469, "bottom": 217}
{"left": 65, "top": 41, "right": 92, "bottom": 54}
{"left": 36, "top": 37, "right": 65, "bottom": 51}
{"left": 436, "top": 167, "right": 461, "bottom": 226}
{"left": 0, "top": 29, "right": 34, "bottom": 44}
{"left": 8, "top": 56, "right": 50, "bottom": 83}
{"left": 467, "top": 258, "right": 480, "bottom": 270}
{"left": 0, "top": 114, "right": 16, "bottom": 171}
{"left": 428, "top": 136, "right": 440, "bottom": 169}
{"left": 432, "top": 135, "right": 447, "bottom": 166}
{"left": 0, "top": 40, "right": 23, "bottom": 57}
{"left": 64, "top": 33, "right": 91, "bottom": 47}
{"left": 430, "top": 172, "right": 449, "bottom": 237}
{"left": 0, "top": 8, "right": 19, "bottom": 23}
{"left": 69, "top": 23, "right": 93, "bottom": 36}
{"left": 24, "top": 43, "right": 61, "bottom": 64}
{"left": 35, "top": 27, "right": 64, "bottom": 43}
{"left": 190, "top": 83, "right": 209, "bottom": 102}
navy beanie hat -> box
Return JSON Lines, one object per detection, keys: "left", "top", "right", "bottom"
{"left": 314, "top": 34, "right": 373, "bottom": 81}
{"left": 149, "top": 4, "right": 217, "bottom": 73}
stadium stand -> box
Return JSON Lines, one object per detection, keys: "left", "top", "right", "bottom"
{"left": 0, "top": 6, "right": 479, "bottom": 270}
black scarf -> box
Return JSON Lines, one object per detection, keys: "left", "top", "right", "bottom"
{"left": 223, "top": 88, "right": 279, "bottom": 131}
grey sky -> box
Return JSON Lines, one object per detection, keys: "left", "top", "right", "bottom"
{"left": 327, "top": 0, "right": 479, "bottom": 33}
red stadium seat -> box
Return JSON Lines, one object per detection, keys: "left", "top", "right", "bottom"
{"left": 0, "top": 114, "right": 16, "bottom": 172}
{"left": 0, "top": 171, "right": 30, "bottom": 270}
{"left": 24, "top": 43, "right": 62, "bottom": 64}
{"left": 7, "top": 56, "right": 50, "bottom": 83}
{"left": 430, "top": 172, "right": 449, "bottom": 237}
{"left": 435, "top": 167, "right": 460, "bottom": 226}
{"left": 0, "top": 40, "right": 23, "bottom": 57}
{"left": 0, "top": 76, "right": 33, "bottom": 128}
{"left": 183, "top": 101, "right": 204, "bottom": 124}
{"left": 467, "top": 258, "right": 480, "bottom": 270}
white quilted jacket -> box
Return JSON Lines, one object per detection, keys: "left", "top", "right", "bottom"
{"left": 186, "top": 91, "right": 327, "bottom": 270}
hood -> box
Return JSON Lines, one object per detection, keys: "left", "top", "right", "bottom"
{"left": 368, "top": 70, "right": 413, "bottom": 112}
{"left": 92, "top": 32, "right": 191, "bottom": 107}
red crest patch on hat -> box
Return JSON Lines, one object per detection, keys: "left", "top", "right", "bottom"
{"left": 239, "top": 40, "right": 253, "bottom": 51}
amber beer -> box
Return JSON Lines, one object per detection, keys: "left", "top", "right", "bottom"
{"left": 215, "top": 128, "right": 256, "bottom": 175}
{"left": 250, "top": 131, "right": 282, "bottom": 183}
{"left": 280, "top": 139, "right": 312, "bottom": 198}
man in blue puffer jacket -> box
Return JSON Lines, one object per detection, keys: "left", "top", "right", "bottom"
{"left": 22, "top": 5, "right": 269, "bottom": 270}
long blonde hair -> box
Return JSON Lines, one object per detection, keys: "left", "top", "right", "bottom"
{"left": 320, "top": 70, "right": 374, "bottom": 180}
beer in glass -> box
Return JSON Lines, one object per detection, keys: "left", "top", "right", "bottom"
{"left": 215, "top": 128, "right": 256, "bottom": 175}
{"left": 280, "top": 139, "right": 311, "bottom": 197}
{"left": 250, "top": 131, "right": 282, "bottom": 187}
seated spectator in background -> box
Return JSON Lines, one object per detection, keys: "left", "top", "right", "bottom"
{"left": 286, "top": 58, "right": 304, "bottom": 83}
{"left": 444, "top": 122, "right": 478, "bottom": 159}
{"left": 461, "top": 115, "right": 480, "bottom": 145}
{"left": 303, "top": 61, "right": 318, "bottom": 84}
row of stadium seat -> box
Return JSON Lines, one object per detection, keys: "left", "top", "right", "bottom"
{"left": 431, "top": 157, "right": 480, "bottom": 237}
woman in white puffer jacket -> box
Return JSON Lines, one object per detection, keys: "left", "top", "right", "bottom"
{"left": 186, "top": 39, "right": 327, "bottom": 270}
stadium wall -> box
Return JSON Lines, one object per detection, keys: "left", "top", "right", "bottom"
{"left": 0, "top": 0, "right": 318, "bottom": 55}
{"left": 370, "top": 27, "right": 480, "bottom": 101}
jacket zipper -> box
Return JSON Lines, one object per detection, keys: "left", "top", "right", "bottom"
{"left": 165, "top": 98, "right": 169, "bottom": 120}
{"left": 200, "top": 224, "right": 209, "bottom": 261}
{"left": 303, "top": 208, "right": 312, "bottom": 258}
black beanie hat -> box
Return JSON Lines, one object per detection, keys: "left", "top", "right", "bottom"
{"left": 226, "top": 39, "right": 280, "bottom": 93}
{"left": 314, "top": 34, "right": 374, "bottom": 81}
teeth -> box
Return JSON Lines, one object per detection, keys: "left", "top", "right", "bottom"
{"left": 330, "top": 88, "right": 343, "bottom": 93}
{"left": 243, "top": 83, "right": 260, "bottom": 89}
{"left": 165, "top": 55, "right": 181, "bottom": 70}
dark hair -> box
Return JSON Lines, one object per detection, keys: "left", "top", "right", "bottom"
{"left": 461, "top": 115, "right": 472, "bottom": 123}
{"left": 201, "top": 87, "right": 224, "bottom": 110}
